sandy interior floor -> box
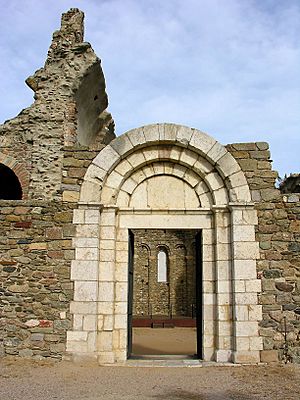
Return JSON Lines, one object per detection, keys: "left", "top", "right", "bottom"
{"left": 132, "top": 327, "right": 197, "bottom": 355}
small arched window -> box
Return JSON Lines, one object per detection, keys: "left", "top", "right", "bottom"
{"left": 0, "top": 163, "right": 22, "bottom": 200}
{"left": 157, "top": 248, "right": 168, "bottom": 282}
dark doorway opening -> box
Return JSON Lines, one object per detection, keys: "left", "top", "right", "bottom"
{"left": 127, "top": 229, "right": 203, "bottom": 359}
{"left": 0, "top": 163, "right": 22, "bottom": 200}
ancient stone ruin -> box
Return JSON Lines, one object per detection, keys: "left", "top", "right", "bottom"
{"left": 0, "top": 8, "right": 299, "bottom": 364}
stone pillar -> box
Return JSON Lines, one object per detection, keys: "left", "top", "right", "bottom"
{"left": 97, "top": 206, "right": 118, "bottom": 364}
{"left": 229, "top": 204, "right": 263, "bottom": 363}
{"left": 67, "top": 206, "right": 101, "bottom": 361}
{"left": 212, "top": 206, "right": 233, "bottom": 362}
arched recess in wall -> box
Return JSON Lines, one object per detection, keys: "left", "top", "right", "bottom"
{"left": 0, "top": 154, "right": 29, "bottom": 200}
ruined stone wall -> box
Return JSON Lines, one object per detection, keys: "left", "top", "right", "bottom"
{"left": 0, "top": 8, "right": 114, "bottom": 202}
{"left": 132, "top": 229, "right": 197, "bottom": 318}
{"left": 227, "top": 142, "right": 300, "bottom": 363}
{"left": 0, "top": 200, "right": 75, "bottom": 359}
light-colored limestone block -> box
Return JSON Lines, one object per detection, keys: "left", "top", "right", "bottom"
{"left": 115, "top": 159, "right": 132, "bottom": 177}
{"left": 98, "top": 331, "right": 113, "bottom": 352}
{"left": 74, "top": 281, "right": 97, "bottom": 302}
{"left": 176, "top": 125, "right": 194, "bottom": 146}
{"left": 93, "top": 145, "right": 120, "bottom": 172}
{"left": 99, "top": 250, "right": 115, "bottom": 263}
{"left": 79, "top": 181, "right": 100, "bottom": 203}
{"left": 105, "top": 171, "right": 124, "bottom": 190}
{"left": 116, "top": 282, "right": 128, "bottom": 302}
{"left": 73, "top": 209, "right": 85, "bottom": 224}
{"left": 84, "top": 209, "right": 100, "bottom": 224}
{"left": 217, "top": 152, "right": 241, "bottom": 178}
{"left": 245, "top": 279, "right": 261, "bottom": 293}
{"left": 206, "top": 142, "right": 227, "bottom": 163}
{"left": 75, "top": 247, "right": 98, "bottom": 261}
{"left": 189, "top": 129, "right": 216, "bottom": 156}
{"left": 83, "top": 315, "right": 97, "bottom": 331}
{"left": 73, "top": 237, "right": 98, "bottom": 248}
{"left": 160, "top": 123, "right": 178, "bottom": 141}
{"left": 100, "top": 226, "right": 116, "bottom": 240}
{"left": 127, "top": 127, "right": 146, "bottom": 147}
{"left": 98, "top": 282, "right": 114, "bottom": 302}
{"left": 143, "top": 124, "right": 160, "bottom": 142}
{"left": 234, "top": 260, "right": 257, "bottom": 280}
{"left": 110, "top": 134, "right": 133, "bottom": 156}
{"left": 99, "top": 261, "right": 114, "bottom": 281}
{"left": 126, "top": 151, "right": 146, "bottom": 168}
{"left": 76, "top": 224, "right": 99, "bottom": 238}
{"left": 70, "top": 301, "right": 97, "bottom": 315}
{"left": 233, "top": 242, "right": 259, "bottom": 260}
{"left": 114, "top": 314, "right": 127, "bottom": 329}
{"left": 67, "top": 331, "right": 88, "bottom": 341}
{"left": 235, "top": 293, "right": 258, "bottom": 305}
{"left": 103, "top": 315, "right": 114, "bottom": 330}
{"left": 71, "top": 260, "right": 98, "bottom": 281}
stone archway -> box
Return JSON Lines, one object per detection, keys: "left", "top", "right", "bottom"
{"left": 67, "top": 124, "right": 262, "bottom": 364}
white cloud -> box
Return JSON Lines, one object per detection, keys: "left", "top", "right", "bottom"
{"left": 0, "top": 0, "right": 299, "bottom": 176}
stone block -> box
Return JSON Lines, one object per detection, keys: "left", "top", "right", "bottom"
{"left": 99, "top": 249, "right": 115, "bottom": 262}
{"left": 143, "top": 124, "right": 160, "bottom": 142}
{"left": 105, "top": 171, "right": 123, "bottom": 189}
{"left": 103, "top": 315, "right": 114, "bottom": 330}
{"left": 250, "top": 336, "right": 263, "bottom": 351}
{"left": 229, "top": 185, "right": 252, "bottom": 202}
{"left": 67, "top": 331, "right": 88, "bottom": 341}
{"left": 84, "top": 210, "right": 100, "bottom": 224}
{"left": 127, "top": 128, "right": 146, "bottom": 147}
{"left": 71, "top": 260, "right": 98, "bottom": 281}
{"left": 75, "top": 247, "right": 98, "bottom": 261}
{"left": 236, "top": 337, "right": 250, "bottom": 351}
{"left": 206, "top": 142, "right": 227, "bottom": 163}
{"left": 160, "top": 123, "right": 178, "bottom": 141}
{"left": 235, "top": 292, "right": 258, "bottom": 305}
{"left": 233, "top": 350, "right": 260, "bottom": 363}
{"left": 100, "top": 226, "right": 116, "bottom": 240}
{"left": 70, "top": 301, "right": 97, "bottom": 315}
{"left": 179, "top": 148, "right": 198, "bottom": 167}
{"left": 260, "top": 350, "right": 278, "bottom": 363}
{"left": 99, "top": 261, "right": 114, "bottom": 281}
{"left": 114, "top": 314, "right": 127, "bottom": 329}
{"left": 233, "top": 242, "right": 259, "bottom": 260}
{"left": 205, "top": 172, "right": 224, "bottom": 191}
{"left": 83, "top": 315, "right": 97, "bottom": 331}
{"left": 98, "top": 282, "right": 114, "bottom": 302}
{"left": 74, "top": 281, "right": 97, "bottom": 302}
{"left": 189, "top": 129, "right": 216, "bottom": 155}
{"left": 217, "top": 152, "right": 241, "bottom": 177}
{"left": 245, "top": 279, "right": 261, "bottom": 293}
{"left": 76, "top": 224, "right": 99, "bottom": 238}
{"left": 73, "top": 237, "right": 98, "bottom": 248}
{"left": 97, "top": 331, "right": 113, "bottom": 352}
{"left": 93, "top": 145, "right": 119, "bottom": 172}
{"left": 234, "top": 260, "right": 257, "bottom": 280}
{"left": 235, "top": 321, "right": 259, "bottom": 337}
{"left": 110, "top": 134, "right": 133, "bottom": 157}
{"left": 115, "top": 282, "right": 128, "bottom": 302}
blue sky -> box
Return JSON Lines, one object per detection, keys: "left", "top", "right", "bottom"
{"left": 0, "top": 0, "right": 299, "bottom": 177}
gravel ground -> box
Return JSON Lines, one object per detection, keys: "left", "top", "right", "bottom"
{"left": 1, "top": 358, "right": 300, "bottom": 400}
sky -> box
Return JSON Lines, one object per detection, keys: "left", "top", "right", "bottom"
{"left": 0, "top": 0, "right": 299, "bottom": 178}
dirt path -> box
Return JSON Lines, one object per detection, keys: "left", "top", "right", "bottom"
{"left": 1, "top": 358, "right": 300, "bottom": 400}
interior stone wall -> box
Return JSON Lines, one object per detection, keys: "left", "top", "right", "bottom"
{"left": 132, "top": 229, "right": 197, "bottom": 318}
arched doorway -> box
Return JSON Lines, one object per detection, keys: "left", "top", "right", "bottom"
{"left": 67, "top": 123, "right": 262, "bottom": 364}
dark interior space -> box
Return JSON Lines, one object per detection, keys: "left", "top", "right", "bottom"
{"left": 0, "top": 163, "right": 22, "bottom": 200}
